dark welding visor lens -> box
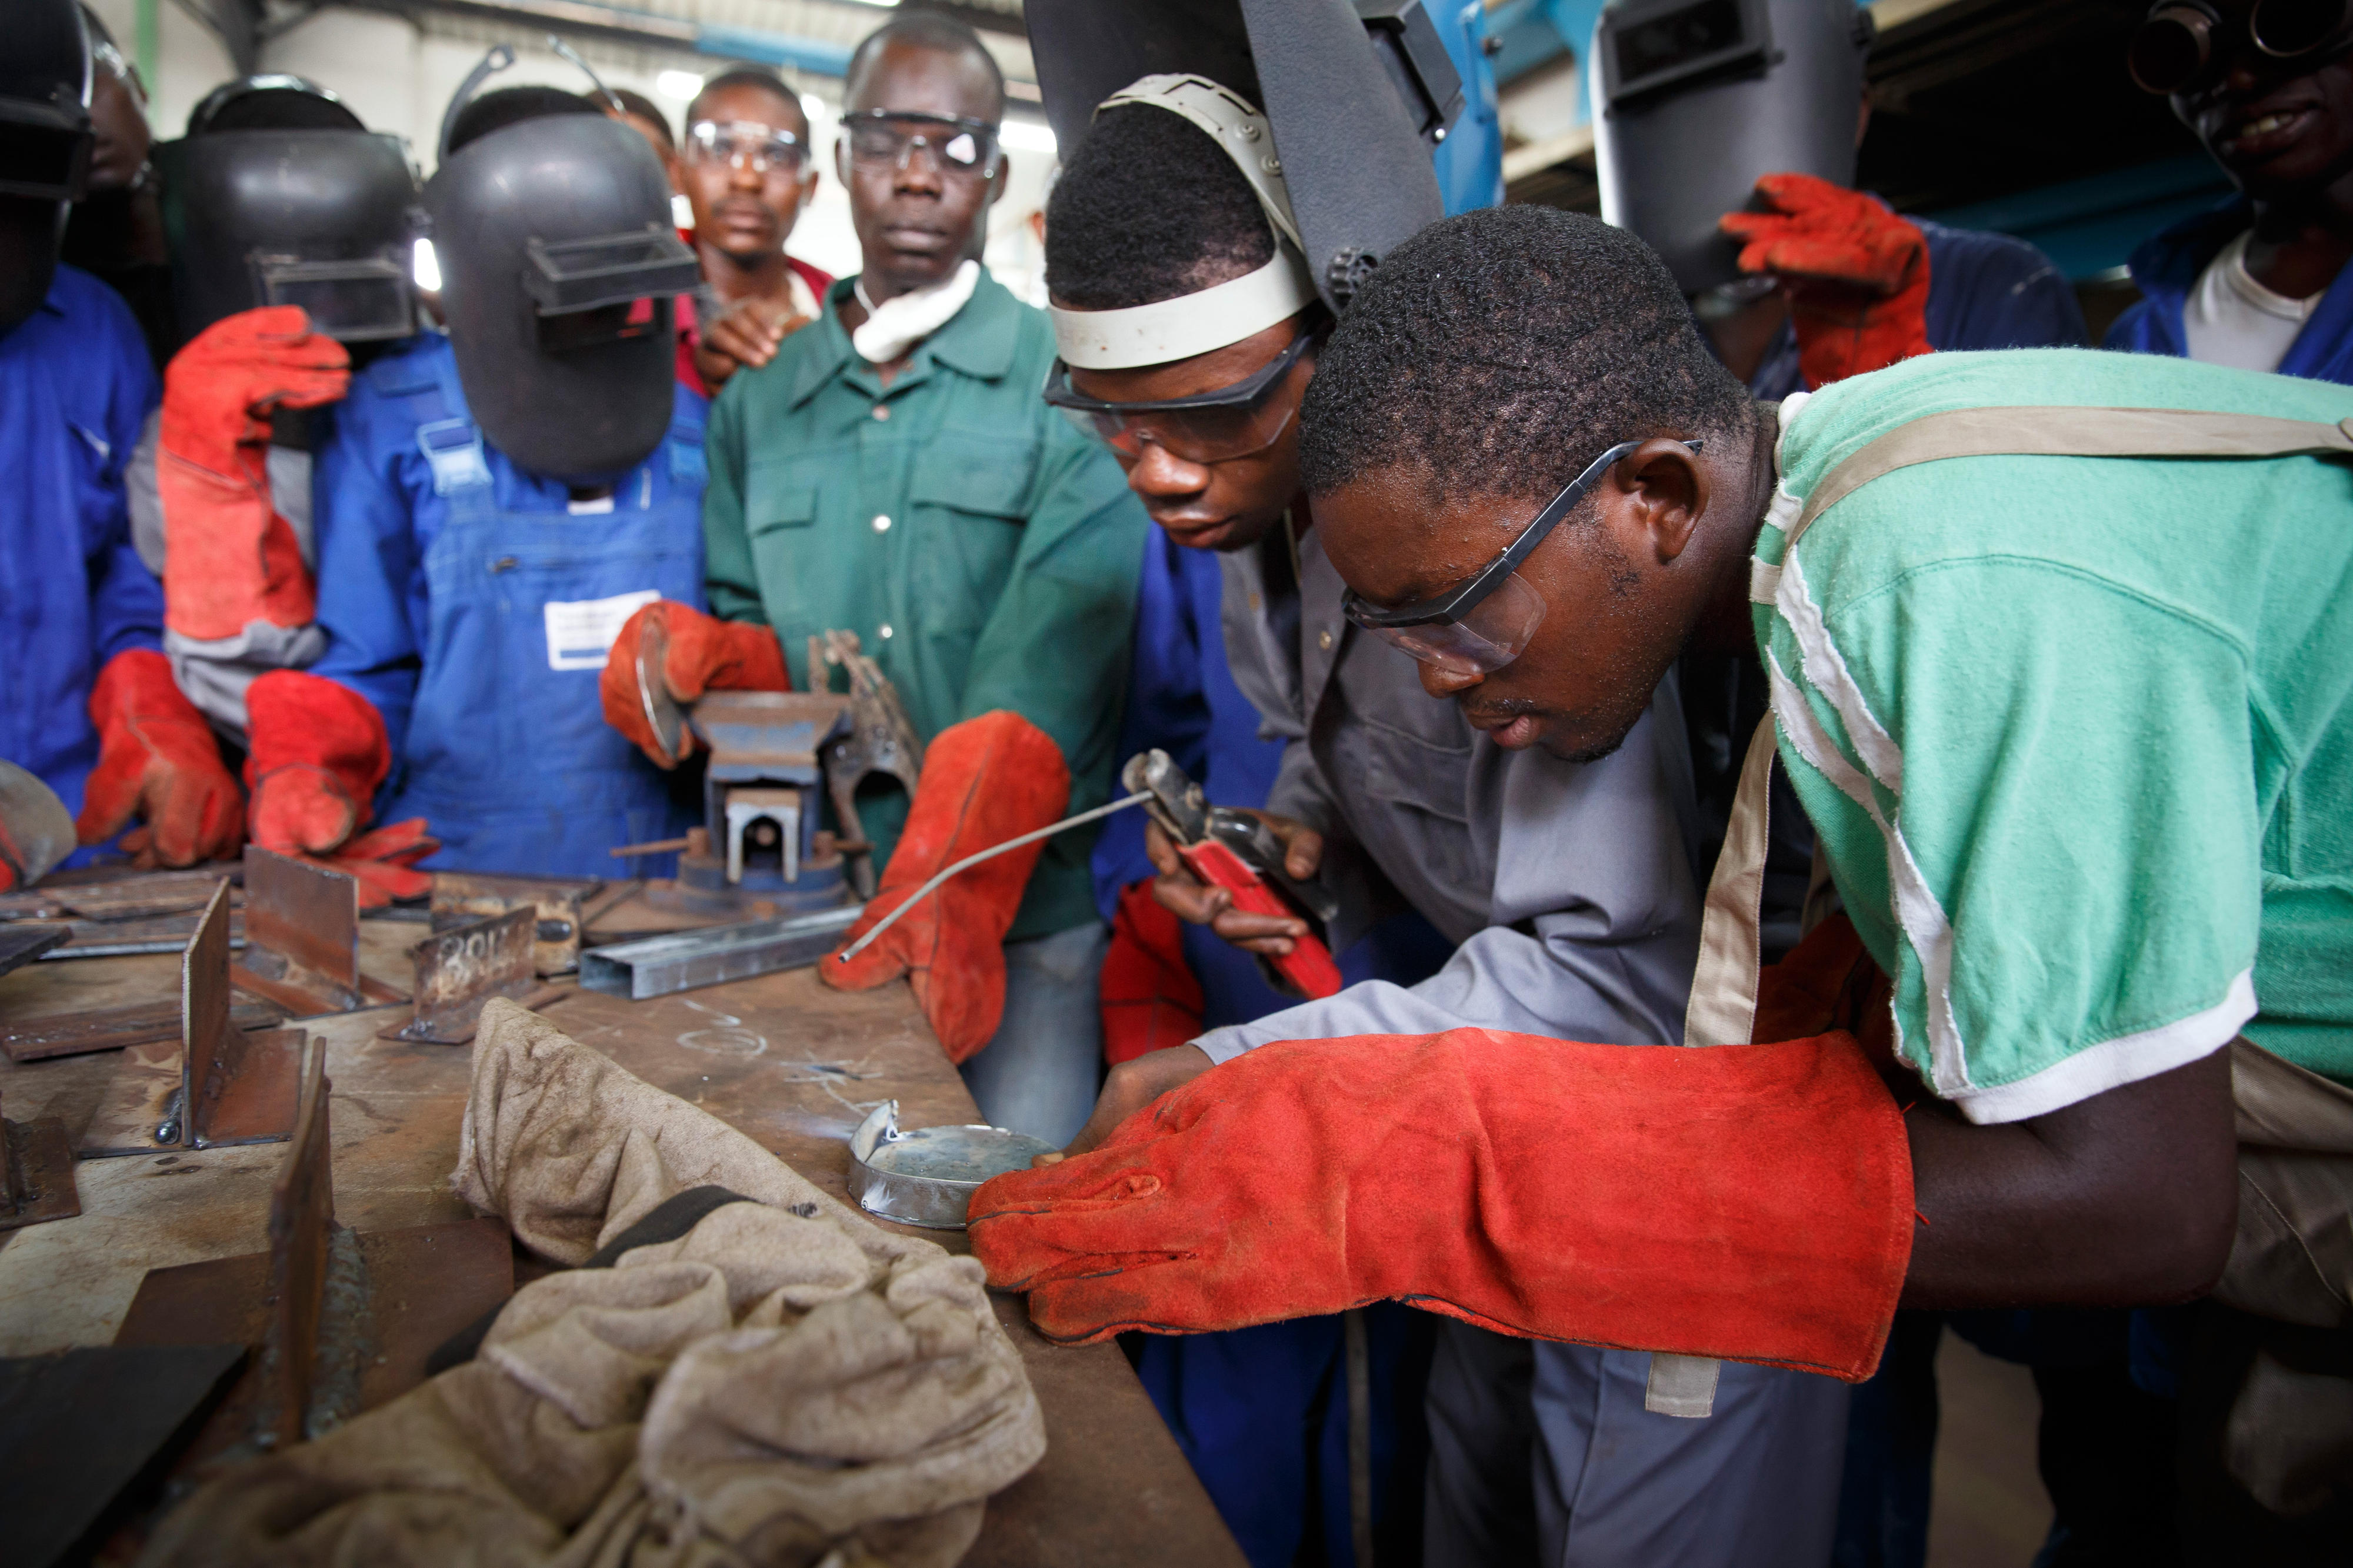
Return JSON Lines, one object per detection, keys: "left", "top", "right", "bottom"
{"left": 0, "top": 101, "right": 92, "bottom": 201}
{"left": 2255, "top": 0, "right": 2352, "bottom": 55}
{"left": 534, "top": 294, "right": 671, "bottom": 353}
{"left": 256, "top": 254, "right": 416, "bottom": 342}
{"left": 2130, "top": 5, "right": 2217, "bottom": 92}
{"left": 523, "top": 226, "right": 700, "bottom": 316}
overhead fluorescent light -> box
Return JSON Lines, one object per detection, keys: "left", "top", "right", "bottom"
{"left": 656, "top": 69, "right": 703, "bottom": 101}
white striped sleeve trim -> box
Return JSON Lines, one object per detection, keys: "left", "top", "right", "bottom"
{"left": 1765, "top": 650, "right": 1974, "bottom": 1096}
{"left": 1749, "top": 557, "right": 1782, "bottom": 605}
{"left": 1948, "top": 970, "right": 2255, "bottom": 1125}
{"left": 1776, "top": 546, "right": 1904, "bottom": 793}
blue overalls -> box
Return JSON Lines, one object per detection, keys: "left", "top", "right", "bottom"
{"left": 309, "top": 333, "right": 708, "bottom": 879}
{"left": 0, "top": 265, "right": 163, "bottom": 833}
{"left": 2107, "top": 196, "right": 2353, "bottom": 386}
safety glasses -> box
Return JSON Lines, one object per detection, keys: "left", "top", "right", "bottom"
{"left": 2130, "top": 0, "right": 2353, "bottom": 93}
{"left": 685, "top": 119, "right": 805, "bottom": 175}
{"left": 841, "top": 110, "right": 1000, "bottom": 176}
{"left": 1341, "top": 438, "right": 1699, "bottom": 676}
{"left": 1043, "top": 331, "right": 1317, "bottom": 464}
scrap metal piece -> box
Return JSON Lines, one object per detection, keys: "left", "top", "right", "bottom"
{"left": 388, "top": 907, "right": 539, "bottom": 1043}
{"left": 812, "top": 630, "right": 924, "bottom": 899}
{"left": 0, "top": 1089, "right": 80, "bottom": 1232}
{"left": 637, "top": 611, "right": 686, "bottom": 767}
{"left": 1, "top": 996, "right": 284, "bottom": 1065}
{"left": 40, "top": 909, "right": 245, "bottom": 959}
{"left": 80, "top": 881, "right": 307, "bottom": 1159}
{"left": 578, "top": 904, "right": 862, "bottom": 1000}
{"left": 51, "top": 869, "right": 242, "bottom": 922}
{"left": 0, "top": 759, "right": 75, "bottom": 890}
{"left": 0, "top": 922, "right": 69, "bottom": 977}
{"left": 847, "top": 1100, "right": 1056, "bottom": 1230}
{"left": 432, "top": 870, "right": 596, "bottom": 975}
{"left": 115, "top": 1039, "right": 515, "bottom": 1468}
{"left": 233, "top": 847, "right": 404, "bottom": 1015}
{"left": 0, "top": 1345, "right": 246, "bottom": 1568}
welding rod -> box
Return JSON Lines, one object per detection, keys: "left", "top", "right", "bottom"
{"left": 833, "top": 791, "right": 1152, "bottom": 964}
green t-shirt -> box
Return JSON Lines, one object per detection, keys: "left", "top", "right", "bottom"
{"left": 1755, "top": 349, "right": 2353, "bottom": 1123}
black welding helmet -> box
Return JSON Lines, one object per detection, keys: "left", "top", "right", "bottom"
{"left": 0, "top": 0, "right": 95, "bottom": 333}
{"left": 1026, "top": 0, "right": 1462, "bottom": 315}
{"left": 159, "top": 78, "right": 424, "bottom": 344}
{"left": 1593, "top": 0, "right": 1875, "bottom": 294}
{"left": 422, "top": 45, "right": 697, "bottom": 483}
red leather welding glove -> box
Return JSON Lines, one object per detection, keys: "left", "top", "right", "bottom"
{"left": 969, "top": 1026, "right": 1914, "bottom": 1380}
{"left": 158, "top": 306, "right": 349, "bottom": 642}
{"left": 244, "top": 670, "right": 392, "bottom": 858}
{"left": 1101, "top": 880, "right": 1207, "bottom": 1066}
{"left": 1719, "top": 173, "right": 1933, "bottom": 389}
{"left": 600, "top": 600, "right": 791, "bottom": 766}
{"left": 296, "top": 818, "right": 438, "bottom": 909}
{"left": 74, "top": 649, "right": 245, "bottom": 868}
{"left": 823, "top": 710, "right": 1072, "bottom": 1063}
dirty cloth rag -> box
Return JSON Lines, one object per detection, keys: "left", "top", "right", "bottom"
{"left": 139, "top": 997, "right": 1046, "bottom": 1568}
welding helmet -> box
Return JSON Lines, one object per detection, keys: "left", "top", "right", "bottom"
{"left": 422, "top": 45, "right": 698, "bottom": 483}
{"left": 1593, "top": 0, "right": 1876, "bottom": 295}
{"left": 1027, "top": 0, "right": 1465, "bottom": 319}
{"left": 0, "top": 0, "right": 95, "bottom": 334}
{"left": 158, "top": 79, "right": 424, "bottom": 344}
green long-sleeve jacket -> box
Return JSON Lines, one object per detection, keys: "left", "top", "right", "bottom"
{"left": 703, "top": 272, "right": 1149, "bottom": 941}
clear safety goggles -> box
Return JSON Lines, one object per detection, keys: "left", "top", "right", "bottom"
{"left": 841, "top": 110, "right": 999, "bottom": 176}
{"left": 685, "top": 119, "right": 805, "bottom": 175}
{"left": 2130, "top": 0, "right": 2353, "bottom": 92}
{"left": 1042, "top": 330, "right": 1317, "bottom": 464}
{"left": 1342, "top": 438, "right": 1699, "bottom": 676}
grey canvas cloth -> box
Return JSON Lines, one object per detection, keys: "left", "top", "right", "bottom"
{"left": 140, "top": 1000, "right": 1045, "bottom": 1568}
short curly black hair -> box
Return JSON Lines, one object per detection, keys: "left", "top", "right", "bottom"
{"left": 1045, "top": 102, "right": 1275, "bottom": 310}
{"left": 1300, "top": 206, "right": 1752, "bottom": 503}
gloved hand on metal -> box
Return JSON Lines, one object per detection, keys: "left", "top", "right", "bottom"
{"left": 243, "top": 669, "right": 393, "bottom": 858}
{"left": 1719, "top": 172, "right": 1933, "bottom": 389}
{"left": 968, "top": 1025, "right": 1914, "bottom": 1382}
{"left": 75, "top": 649, "right": 245, "bottom": 868}
{"left": 158, "top": 305, "right": 350, "bottom": 642}
{"left": 600, "top": 600, "right": 790, "bottom": 768}
{"left": 822, "top": 710, "right": 1072, "bottom": 1063}
{"left": 297, "top": 817, "right": 438, "bottom": 909}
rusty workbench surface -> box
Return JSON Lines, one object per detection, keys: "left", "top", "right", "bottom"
{"left": 0, "top": 905, "right": 1244, "bottom": 1568}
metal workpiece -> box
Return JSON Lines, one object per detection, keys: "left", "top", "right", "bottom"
{"left": 847, "top": 1100, "right": 1058, "bottom": 1230}
{"left": 813, "top": 629, "right": 925, "bottom": 899}
{"left": 636, "top": 612, "right": 687, "bottom": 768}
{"left": 0, "top": 1089, "right": 80, "bottom": 1232}
{"left": 2, "top": 995, "right": 284, "bottom": 1065}
{"left": 0, "top": 758, "right": 75, "bottom": 889}
{"left": 234, "top": 847, "right": 405, "bottom": 1016}
{"left": 389, "top": 906, "right": 541, "bottom": 1045}
{"left": 0, "top": 922, "right": 69, "bottom": 978}
{"left": 579, "top": 905, "right": 864, "bottom": 1000}
{"left": 79, "top": 880, "right": 309, "bottom": 1159}
{"left": 431, "top": 870, "right": 597, "bottom": 976}
{"left": 266, "top": 1039, "right": 335, "bottom": 1449}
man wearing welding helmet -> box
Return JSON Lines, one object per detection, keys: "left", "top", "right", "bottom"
{"left": 242, "top": 65, "right": 712, "bottom": 893}
{"left": 600, "top": 14, "right": 1148, "bottom": 1147}
{"left": 2111, "top": 0, "right": 2353, "bottom": 381}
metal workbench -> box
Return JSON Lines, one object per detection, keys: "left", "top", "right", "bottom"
{"left": 0, "top": 887, "right": 1244, "bottom": 1567}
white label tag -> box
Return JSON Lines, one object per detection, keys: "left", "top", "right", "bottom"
{"left": 544, "top": 589, "right": 659, "bottom": 672}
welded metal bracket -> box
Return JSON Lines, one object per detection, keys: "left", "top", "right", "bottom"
{"left": 0, "top": 1089, "right": 79, "bottom": 1232}
{"left": 383, "top": 906, "right": 539, "bottom": 1044}
{"left": 431, "top": 870, "right": 596, "bottom": 976}
{"left": 79, "top": 880, "right": 308, "bottom": 1159}
{"left": 231, "top": 848, "right": 405, "bottom": 1016}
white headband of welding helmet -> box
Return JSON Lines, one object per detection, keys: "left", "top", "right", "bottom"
{"left": 1048, "top": 74, "right": 1320, "bottom": 371}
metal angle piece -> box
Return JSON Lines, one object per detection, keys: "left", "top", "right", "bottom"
{"left": 388, "top": 906, "right": 539, "bottom": 1043}
{"left": 0, "top": 922, "right": 70, "bottom": 977}
{"left": 0, "top": 1089, "right": 81, "bottom": 1232}
{"left": 578, "top": 903, "right": 862, "bottom": 1000}
{"left": 847, "top": 1100, "right": 1056, "bottom": 1229}
{"left": 233, "top": 846, "right": 404, "bottom": 1015}
{"left": 1, "top": 996, "right": 285, "bottom": 1065}
{"left": 38, "top": 909, "right": 245, "bottom": 959}
{"left": 52, "top": 869, "right": 242, "bottom": 922}
{"left": 264, "top": 1037, "right": 333, "bottom": 1448}
{"left": 431, "top": 870, "right": 596, "bottom": 975}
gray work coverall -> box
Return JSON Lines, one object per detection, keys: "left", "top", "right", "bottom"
{"left": 1201, "top": 521, "right": 1851, "bottom": 1568}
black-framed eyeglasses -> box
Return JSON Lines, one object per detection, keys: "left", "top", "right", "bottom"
{"left": 1341, "top": 437, "right": 1701, "bottom": 675}
{"left": 2129, "top": 0, "right": 2353, "bottom": 94}
{"left": 841, "top": 109, "right": 1000, "bottom": 175}
{"left": 1043, "top": 329, "right": 1318, "bottom": 463}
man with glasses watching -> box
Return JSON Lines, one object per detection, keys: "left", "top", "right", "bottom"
{"left": 603, "top": 13, "right": 1148, "bottom": 1147}
{"left": 675, "top": 66, "right": 832, "bottom": 396}
{"left": 2110, "top": 0, "right": 2353, "bottom": 382}
{"left": 1038, "top": 75, "right": 1855, "bottom": 1568}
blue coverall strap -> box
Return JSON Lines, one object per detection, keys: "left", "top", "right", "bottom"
{"left": 666, "top": 418, "right": 708, "bottom": 488}
{"left": 416, "top": 418, "right": 492, "bottom": 495}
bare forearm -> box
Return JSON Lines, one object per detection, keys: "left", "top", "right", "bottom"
{"left": 1898, "top": 1046, "right": 2238, "bottom": 1309}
